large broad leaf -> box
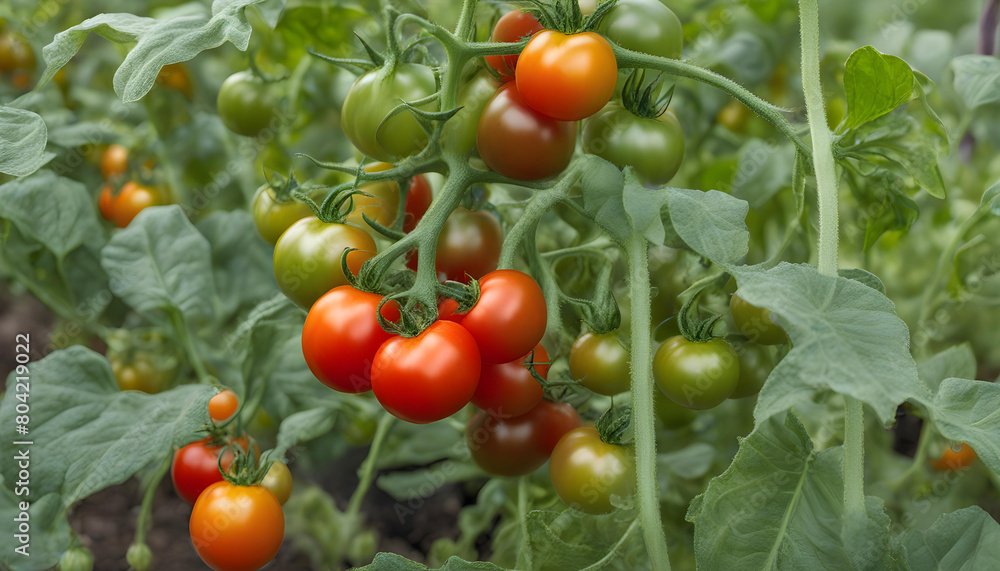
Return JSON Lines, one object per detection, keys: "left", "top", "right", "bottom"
{"left": 355, "top": 552, "right": 506, "bottom": 570}
{"left": 930, "top": 378, "right": 1000, "bottom": 475}
{"left": 687, "top": 414, "right": 904, "bottom": 569}
{"left": 0, "top": 482, "right": 70, "bottom": 571}
{"left": 377, "top": 460, "right": 483, "bottom": 502}
{"left": 917, "top": 345, "right": 977, "bottom": 393}
{"left": 274, "top": 407, "right": 338, "bottom": 457}
{"left": 0, "top": 106, "right": 50, "bottom": 177}
{"left": 196, "top": 210, "right": 276, "bottom": 320}
{"left": 0, "top": 171, "right": 104, "bottom": 258}
{"left": 520, "top": 511, "right": 647, "bottom": 571}
{"left": 39, "top": 0, "right": 265, "bottom": 102}
{"left": 0, "top": 347, "right": 213, "bottom": 506}
{"left": 579, "top": 155, "right": 629, "bottom": 244}
{"left": 731, "top": 140, "right": 795, "bottom": 210}
{"left": 730, "top": 263, "right": 930, "bottom": 426}
{"left": 951, "top": 55, "right": 1000, "bottom": 110}
{"left": 842, "top": 46, "right": 915, "bottom": 131}
{"left": 843, "top": 113, "right": 946, "bottom": 199}
{"left": 903, "top": 507, "right": 1000, "bottom": 571}
{"left": 101, "top": 205, "right": 217, "bottom": 321}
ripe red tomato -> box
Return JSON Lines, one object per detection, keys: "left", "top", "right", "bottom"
{"left": 302, "top": 286, "right": 401, "bottom": 393}
{"left": 404, "top": 174, "right": 432, "bottom": 233}
{"left": 190, "top": 481, "right": 284, "bottom": 571}
{"left": 515, "top": 31, "right": 617, "bottom": 121}
{"left": 371, "top": 321, "right": 481, "bottom": 424}
{"left": 930, "top": 443, "right": 976, "bottom": 472}
{"left": 460, "top": 270, "right": 547, "bottom": 364}
{"left": 472, "top": 344, "right": 548, "bottom": 418}
{"left": 484, "top": 10, "right": 544, "bottom": 80}
{"left": 477, "top": 83, "right": 577, "bottom": 181}
{"left": 209, "top": 389, "right": 238, "bottom": 422}
{"left": 434, "top": 208, "right": 503, "bottom": 283}
{"left": 171, "top": 438, "right": 251, "bottom": 505}
{"left": 466, "top": 399, "right": 581, "bottom": 477}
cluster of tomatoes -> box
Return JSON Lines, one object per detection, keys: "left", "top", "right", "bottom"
{"left": 96, "top": 144, "right": 168, "bottom": 228}
{"left": 0, "top": 24, "right": 35, "bottom": 90}
{"left": 172, "top": 390, "right": 291, "bottom": 571}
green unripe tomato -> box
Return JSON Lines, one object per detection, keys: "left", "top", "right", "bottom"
{"left": 442, "top": 70, "right": 500, "bottom": 157}
{"left": 653, "top": 336, "right": 739, "bottom": 410}
{"left": 341, "top": 63, "right": 437, "bottom": 161}
{"left": 583, "top": 104, "right": 685, "bottom": 186}
{"left": 126, "top": 543, "right": 153, "bottom": 571}
{"left": 251, "top": 184, "right": 313, "bottom": 245}
{"left": 655, "top": 389, "right": 697, "bottom": 429}
{"left": 260, "top": 461, "right": 293, "bottom": 505}
{"left": 600, "top": 0, "right": 683, "bottom": 60}
{"left": 730, "top": 343, "right": 777, "bottom": 399}
{"left": 568, "top": 331, "right": 631, "bottom": 396}
{"left": 58, "top": 547, "right": 94, "bottom": 571}
{"left": 730, "top": 292, "right": 788, "bottom": 345}
{"left": 217, "top": 71, "right": 283, "bottom": 138}
{"left": 548, "top": 426, "right": 635, "bottom": 514}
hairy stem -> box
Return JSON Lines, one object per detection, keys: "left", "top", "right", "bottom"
{"left": 346, "top": 412, "right": 395, "bottom": 519}
{"left": 627, "top": 233, "right": 671, "bottom": 570}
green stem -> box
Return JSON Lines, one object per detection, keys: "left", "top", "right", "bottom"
{"left": 454, "top": 0, "right": 479, "bottom": 41}
{"left": 168, "top": 309, "right": 214, "bottom": 386}
{"left": 889, "top": 421, "right": 930, "bottom": 491}
{"left": 626, "top": 233, "right": 671, "bottom": 571}
{"left": 516, "top": 476, "right": 533, "bottom": 570}
{"left": 799, "top": 0, "right": 863, "bottom": 517}
{"left": 345, "top": 412, "right": 395, "bottom": 519}
{"left": 499, "top": 189, "right": 567, "bottom": 269}
{"left": 135, "top": 455, "right": 171, "bottom": 544}
{"left": 613, "top": 47, "right": 811, "bottom": 157}
{"left": 580, "top": 519, "right": 641, "bottom": 571}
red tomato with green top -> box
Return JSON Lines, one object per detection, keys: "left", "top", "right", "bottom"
{"left": 472, "top": 344, "right": 548, "bottom": 418}
{"left": 484, "top": 10, "right": 544, "bottom": 80}
{"left": 460, "top": 270, "right": 547, "bottom": 364}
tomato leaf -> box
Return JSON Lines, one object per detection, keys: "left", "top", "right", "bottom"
{"left": 196, "top": 210, "right": 276, "bottom": 321}
{"left": 0, "top": 484, "right": 70, "bottom": 571}
{"left": 101, "top": 205, "right": 217, "bottom": 321}
{"left": 355, "top": 553, "right": 506, "bottom": 570}
{"left": 0, "top": 171, "right": 104, "bottom": 259}
{"left": 842, "top": 46, "right": 915, "bottom": 131}
{"left": 951, "top": 55, "right": 1000, "bottom": 110}
{"left": 730, "top": 262, "right": 931, "bottom": 426}
{"left": 519, "top": 511, "right": 648, "bottom": 570}
{"left": 0, "top": 106, "right": 50, "bottom": 177}
{"left": 274, "top": 407, "right": 339, "bottom": 458}
{"left": 931, "top": 378, "right": 1000, "bottom": 475}
{"left": 838, "top": 268, "right": 886, "bottom": 294}
{"left": 731, "top": 140, "right": 795, "bottom": 210}
{"left": 0, "top": 346, "right": 213, "bottom": 506}
{"left": 917, "top": 344, "right": 977, "bottom": 393}
{"left": 664, "top": 187, "right": 750, "bottom": 266}
{"left": 658, "top": 442, "right": 715, "bottom": 480}
{"left": 579, "top": 155, "right": 628, "bottom": 244}
{"left": 902, "top": 506, "right": 1000, "bottom": 570}
{"left": 687, "top": 413, "right": 905, "bottom": 568}
{"left": 38, "top": 0, "right": 266, "bottom": 102}
{"left": 376, "top": 460, "right": 482, "bottom": 502}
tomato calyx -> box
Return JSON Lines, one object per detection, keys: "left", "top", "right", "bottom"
{"left": 436, "top": 277, "right": 481, "bottom": 315}
{"left": 676, "top": 280, "right": 726, "bottom": 343}
{"left": 566, "top": 259, "right": 621, "bottom": 334}
{"left": 595, "top": 405, "right": 632, "bottom": 446}
{"left": 218, "top": 436, "right": 270, "bottom": 486}
{"left": 309, "top": 32, "right": 386, "bottom": 74}
{"left": 621, "top": 69, "right": 674, "bottom": 120}
{"left": 521, "top": 0, "right": 619, "bottom": 34}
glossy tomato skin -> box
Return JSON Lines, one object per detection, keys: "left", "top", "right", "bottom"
{"left": 549, "top": 427, "right": 635, "bottom": 514}
{"left": 568, "top": 332, "right": 630, "bottom": 396}
{"left": 930, "top": 443, "right": 976, "bottom": 472}
{"left": 341, "top": 64, "right": 436, "bottom": 161}
{"left": 251, "top": 184, "right": 313, "bottom": 245}
{"left": 653, "top": 336, "right": 739, "bottom": 410}
{"left": 442, "top": 70, "right": 501, "bottom": 157}
{"left": 260, "top": 461, "right": 293, "bottom": 505}
{"left": 731, "top": 293, "right": 788, "bottom": 345}
{"left": 600, "top": 0, "right": 683, "bottom": 60}
{"left": 466, "top": 399, "right": 581, "bottom": 476}
{"left": 209, "top": 390, "right": 239, "bottom": 422}
{"left": 217, "top": 71, "right": 282, "bottom": 138}
{"left": 101, "top": 144, "right": 129, "bottom": 179}
{"left": 461, "top": 270, "right": 547, "bottom": 364}
{"left": 729, "top": 343, "right": 776, "bottom": 399}
{"left": 100, "top": 182, "right": 168, "bottom": 228}
{"left": 484, "top": 10, "right": 544, "bottom": 80}
{"left": 302, "top": 286, "right": 400, "bottom": 393}
{"left": 190, "top": 481, "right": 284, "bottom": 571}
{"left": 171, "top": 438, "right": 241, "bottom": 505}
{"left": 272, "top": 217, "right": 376, "bottom": 309}
{"left": 435, "top": 208, "right": 503, "bottom": 283}
{"left": 582, "top": 105, "right": 685, "bottom": 186}
{"left": 472, "top": 344, "right": 548, "bottom": 418}
{"left": 516, "top": 31, "right": 617, "bottom": 121}
{"left": 477, "top": 83, "right": 577, "bottom": 181}
{"left": 371, "top": 321, "right": 481, "bottom": 424}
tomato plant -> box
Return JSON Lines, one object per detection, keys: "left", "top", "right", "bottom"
{"left": 4, "top": 1, "right": 1000, "bottom": 569}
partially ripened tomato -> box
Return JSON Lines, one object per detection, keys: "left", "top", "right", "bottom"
{"left": 341, "top": 63, "right": 437, "bottom": 161}
{"left": 272, "top": 217, "right": 377, "bottom": 309}
{"left": 101, "top": 144, "right": 129, "bottom": 179}
{"left": 460, "top": 270, "right": 547, "bottom": 364}
{"left": 371, "top": 321, "right": 481, "bottom": 424}
{"left": 472, "top": 344, "right": 548, "bottom": 418}
{"left": 434, "top": 208, "right": 503, "bottom": 283}
{"left": 99, "top": 182, "right": 168, "bottom": 228}
{"left": 302, "top": 286, "right": 400, "bottom": 393}
{"left": 930, "top": 443, "right": 977, "bottom": 472}
{"left": 731, "top": 292, "right": 788, "bottom": 345}
{"left": 653, "top": 336, "right": 739, "bottom": 409}
{"left": 345, "top": 163, "right": 433, "bottom": 233}
{"left": 568, "top": 331, "right": 631, "bottom": 396}
{"left": 515, "top": 31, "right": 617, "bottom": 121}
{"left": 208, "top": 389, "right": 239, "bottom": 422}
{"left": 260, "top": 461, "right": 293, "bottom": 505}
{"left": 251, "top": 184, "right": 314, "bottom": 245}
{"left": 466, "top": 399, "right": 581, "bottom": 477}
{"left": 477, "top": 82, "right": 578, "bottom": 181}
{"left": 484, "top": 10, "right": 544, "bottom": 80}
{"left": 190, "top": 481, "right": 284, "bottom": 571}
{"left": 549, "top": 426, "right": 635, "bottom": 514}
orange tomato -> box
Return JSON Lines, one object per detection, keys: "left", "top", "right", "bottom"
{"left": 930, "top": 443, "right": 976, "bottom": 472}
{"left": 515, "top": 31, "right": 617, "bottom": 121}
